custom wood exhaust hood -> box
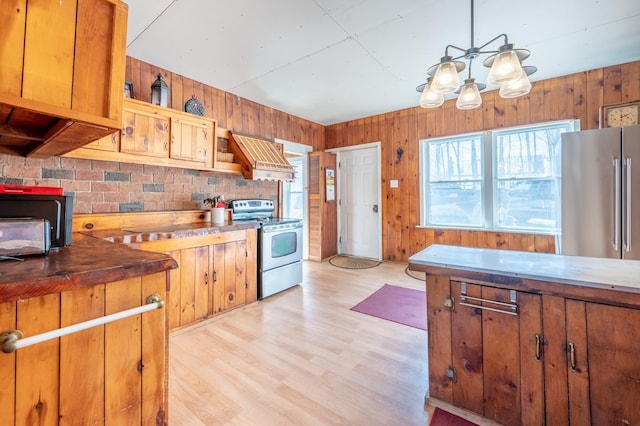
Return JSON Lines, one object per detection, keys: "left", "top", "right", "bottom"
{"left": 228, "top": 132, "right": 295, "bottom": 181}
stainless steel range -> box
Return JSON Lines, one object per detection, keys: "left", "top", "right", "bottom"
{"left": 228, "top": 199, "right": 303, "bottom": 299}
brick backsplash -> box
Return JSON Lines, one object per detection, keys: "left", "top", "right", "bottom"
{"left": 0, "top": 154, "right": 278, "bottom": 214}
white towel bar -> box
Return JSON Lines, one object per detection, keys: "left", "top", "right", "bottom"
{"left": 0, "top": 294, "right": 164, "bottom": 354}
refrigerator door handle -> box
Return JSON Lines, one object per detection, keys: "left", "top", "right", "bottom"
{"left": 625, "top": 158, "right": 632, "bottom": 252}
{"left": 614, "top": 159, "right": 621, "bottom": 252}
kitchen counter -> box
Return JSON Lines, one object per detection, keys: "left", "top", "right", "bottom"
{"left": 79, "top": 220, "right": 260, "bottom": 244}
{"left": 409, "top": 244, "right": 640, "bottom": 307}
{"left": 0, "top": 234, "right": 177, "bottom": 303}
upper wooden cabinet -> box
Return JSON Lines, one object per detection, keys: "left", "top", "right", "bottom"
{"left": 120, "top": 102, "right": 170, "bottom": 158}
{"left": 0, "top": 0, "right": 128, "bottom": 158}
{"left": 67, "top": 98, "right": 217, "bottom": 170}
{"left": 170, "top": 115, "right": 213, "bottom": 166}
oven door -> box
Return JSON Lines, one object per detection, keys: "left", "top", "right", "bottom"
{"left": 261, "top": 222, "right": 303, "bottom": 271}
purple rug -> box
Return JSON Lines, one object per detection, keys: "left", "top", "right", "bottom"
{"left": 350, "top": 284, "right": 426, "bottom": 330}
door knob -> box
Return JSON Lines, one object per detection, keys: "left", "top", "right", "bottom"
{"left": 373, "top": 204, "right": 378, "bottom": 213}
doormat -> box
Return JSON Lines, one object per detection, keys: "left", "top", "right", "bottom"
{"left": 329, "top": 255, "right": 381, "bottom": 269}
{"left": 350, "top": 284, "right": 426, "bottom": 330}
{"left": 429, "top": 408, "right": 478, "bottom": 426}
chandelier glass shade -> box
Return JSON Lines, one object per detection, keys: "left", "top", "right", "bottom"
{"left": 416, "top": 0, "right": 536, "bottom": 110}
{"left": 456, "top": 78, "right": 483, "bottom": 109}
{"left": 419, "top": 77, "right": 445, "bottom": 108}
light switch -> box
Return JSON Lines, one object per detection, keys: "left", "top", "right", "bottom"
{"left": 390, "top": 180, "right": 399, "bottom": 188}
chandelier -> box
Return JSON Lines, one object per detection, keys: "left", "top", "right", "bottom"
{"left": 416, "top": 0, "right": 536, "bottom": 110}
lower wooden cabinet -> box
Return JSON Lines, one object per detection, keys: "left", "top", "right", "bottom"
{"left": 0, "top": 272, "right": 168, "bottom": 425}
{"left": 427, "top": 274, "right": 640, "bottom": 425}
{"left": 132, "top": 229, "right": 257, "bottom": 331}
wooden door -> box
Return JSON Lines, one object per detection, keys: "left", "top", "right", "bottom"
{"left": 338, "top": 146, "right": 380, "bottom": 259}
{"left": 177, "top": 246, "right": 210, "bottom": 326}
{"left": 170, "top": 117, "right": 212, "bottom": 166}
{"left": 450, "top": 281, "right": 543, "bottom": 426}
{"left": 567, "top": 301, "right": 640, "bottom": 424}
{"left": 120, "top": 108, "right": 169, "bottom": 157}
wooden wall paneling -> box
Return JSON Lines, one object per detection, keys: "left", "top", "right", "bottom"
{"left": 570, "top": 72, "right": 587, "bottom": 121}
{"left": 585, "top": 68, "right": 604, "bottom": 129}
{"left": 225, "top": 92, "right": 240, "bottom": 132}
{"left": 59, "top": 285, "right": 106, "bottom": 424}
{"left": 493, "top": 91, "right": 507, "bottom": 128}
{"left": 15, "top": 293, "right": 61, "bottom": 425}
{"left": 386, "top": 112, "right": 401, "bottom": 260}
{"left": 516, "top": 88, "right": 532, "bottom": 126}
{"left": 0, "top": 300, "right": 16, "bottom": 425}
{"left": 442, "top": 101, "right": 457, "bottom": 136}
{"left": 602, "top": 64, "right": 623, "bottom": 107}
{"left": 621, "top": 61, "right": 640, "bottom": 102}
{"left": 138, "top": 60, "right": 153, "bottom": 104}
{"left": 482, "top": 93, "right": 496, "bottom": 130}
{"left": 556, "top": 75, "right": 575, "bottom": 121}
{"left": 542, "top": 78, "right": 560, "bottom": 123}
{"left": 401, "top": 109, "right": 417, "bottom": 260}
{"left": 105, "top": 277, "right": 142, "bottom": 424}
{"left": 529, "top": 81, "right": 545, "bottom": 123}
{"left": 467, "top": 99, "right": 484, "bottom": 133}
{"left": 171, "top": 72, "right": 185, "bottom": 112}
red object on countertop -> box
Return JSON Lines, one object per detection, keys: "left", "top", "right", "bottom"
{"left": 0, "top": 185, "right": 64, "bottom": 195}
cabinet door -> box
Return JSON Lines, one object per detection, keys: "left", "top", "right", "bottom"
{"left": 212, "top": 241, "right": 247, "bottom": 313}
{"left": 120, "top": 108, "right": 169, "bottom": 157}
{"left": 567, "top": 301, "right": 640, "bottom": 425}
{"left": 449, "top": 281, "right": 543, "bottom": 426}
{"left": 177, "top": 246, "right": 210, "bottom": 326}
{"left": 170, "top": 117, "right": 213, "bottom": 166}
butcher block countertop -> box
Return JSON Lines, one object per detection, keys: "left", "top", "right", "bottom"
{"left": 0, "top": 234, "right": 178, "bottom": 303}
{"left": 409, "top": 244, "right": 640, "bottom": 308}
{"left": 79, "top": 220, "right": 260, "bottom": 244}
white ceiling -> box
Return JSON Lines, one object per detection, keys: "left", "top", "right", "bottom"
{"left": 125, "top": 0, "right": 640, "bottom": 126}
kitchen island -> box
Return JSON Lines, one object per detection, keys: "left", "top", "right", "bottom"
{"left": 409, "top": 244, "right": 640, "bottom": 426}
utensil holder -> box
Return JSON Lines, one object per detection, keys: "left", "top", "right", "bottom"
{"left": 211, "top": 208, "right": 225, "bottom": 224}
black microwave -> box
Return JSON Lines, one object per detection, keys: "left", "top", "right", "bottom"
{"left": 0, "top": 194, "right": 73, "bottom": 248}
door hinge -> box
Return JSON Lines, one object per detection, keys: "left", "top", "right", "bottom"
{"left": 443, "top": 296, "right": 454, "bottom": 310}
{"left": 338, "top": 236, "right": 341, "bottom": 244}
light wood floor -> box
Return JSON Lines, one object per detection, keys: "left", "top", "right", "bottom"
{"left": 169, "top": 260, "right": 432, "bottom": 425}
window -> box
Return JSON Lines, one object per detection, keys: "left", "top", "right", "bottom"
{"left": 420, "top": 121, "right": 576, "bottom": 233}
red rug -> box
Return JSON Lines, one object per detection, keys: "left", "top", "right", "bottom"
{"left": 429, "top": 408, "right": 478, "bottom": 426}
{"left": 350, "top": 284, "right": 426, "bottom": 330}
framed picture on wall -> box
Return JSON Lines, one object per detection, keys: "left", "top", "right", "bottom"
{"left": 325, "top": 168, "right": 335, "bottom": 202}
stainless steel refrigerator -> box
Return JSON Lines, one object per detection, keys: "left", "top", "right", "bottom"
{"left": 560, "top": 124, "right": 640, "bottom": 259}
